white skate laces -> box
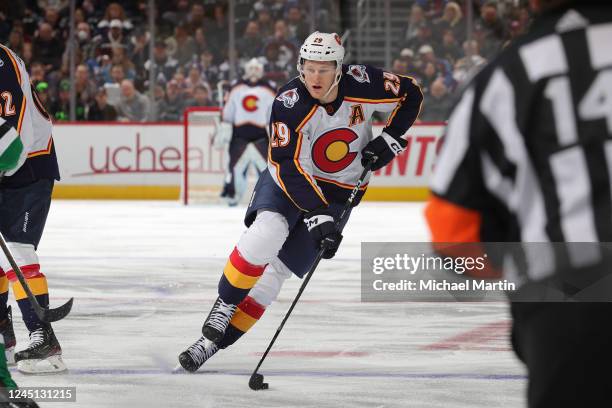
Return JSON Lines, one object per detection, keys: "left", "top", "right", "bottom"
{"left": 203, "top": 298, "right": 237, "bottom": 341}
{"left": 27, "top": 328, "right": 45, "bottom": 349}
{"left": 185, "top": 337, "right": 219, "bottom": 366}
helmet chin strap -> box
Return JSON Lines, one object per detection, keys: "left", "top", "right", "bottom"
{"left": 321, "top": 71, "right": 341, "bottom": 100}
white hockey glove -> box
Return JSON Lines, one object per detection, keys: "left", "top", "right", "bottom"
{"left": 212, "top": 121, "right": 233, "bottom": 150}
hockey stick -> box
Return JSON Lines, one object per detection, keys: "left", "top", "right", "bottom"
{"left": 0, "top": 231, "right": 73, "bottom": 322}
{"left": 249, "top": 158, "right": 375, "bottom": 390}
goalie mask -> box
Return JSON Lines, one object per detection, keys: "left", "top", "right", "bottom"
{"left": 243, "top": 58, "right": 264, "bottom": 82}
{"left": 297, "top": 32, "right": 345, "bottom": 98}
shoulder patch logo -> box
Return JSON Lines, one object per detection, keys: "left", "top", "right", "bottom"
{"left": 347, "top": 65, "right": 370, "bottom": 83}
{"left": 276, "top": 88, "right": 299, "bottom": 109}
{"left": 0, "top": 59, "right": 4, "bottom": 68}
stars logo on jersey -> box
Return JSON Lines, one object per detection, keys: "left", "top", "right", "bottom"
{"left": 276, "top": 88, "right": 299, "bottom": 109}
{"left": 312, "top": 128, "right": 358, "bottom": 173}
{"left": 347, "top": 65, "right": 370, "bottom": 84}
{"left": 242, "top": 94, "right": 259, "bottom": 112}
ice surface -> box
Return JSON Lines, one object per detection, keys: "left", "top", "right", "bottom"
{"left": 9, "top": 201, "right": 526, "bottom": 407}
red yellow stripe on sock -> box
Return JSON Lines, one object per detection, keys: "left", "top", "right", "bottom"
{"left": 229, "top": 296, "right": 266, "bottom": 332}
{"left": 0, "top": 270, "right": 8, "bottom": 294}
{"left": 222, "top": 247, "right": 265, "bottom": 290}
{"left": 6, "top": 264, "right": 49, "bottom": 300}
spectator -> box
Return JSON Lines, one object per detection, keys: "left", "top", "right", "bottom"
{"left": 34, "top": 82, "right": 52, "bottom": 111}
{"left": 453, "top": 39, "right": 487, "bottom": 85}
{"left": 193, "top": 27, "right": 218, "bottom": 62}
{"left": 399, "top": 48, "right": 420, "bottom": 78}
{"left": 32, "top": 22, "right": 64, "bottom": 73}
{"left": 116, "top": 79, "right": 150, "bottom": 122}
{"left": 418, "top": 44, "right": 454, "bottom": 90}
{"left": 261, "top": 42, "right": 290, "bottom": 84}
{"left": 207, "top": 5, "right": 229, "bottom": 52}
{"left": 419, "top": 78, "right": 452, "bottom": 122}
{"left": 76, "top": 22, "right": 97, "bottom": 63}
{"left": 264, "top": 20, "right": 298, "bottom": 70}
{"left": 184, "top": 3, "right": 206, "bottom": 35}
{"left": 30, "top": 62, "right": 47, "bottom": 86}
{"left": 185, "top": 84, "right": 215, "bottom": 108}
{"left": 127, "top": 28, "right": 150, "bottom": 80}
{"left": 98, "top": 19, "right": 129, "bottom": 52}
{"left": 185, "top": 64, "right": 209, "bottom": 95}
{"left": 87, "top": 87, "right": 118, "bottom": 121}
{"left": 392, "top": 58, "right": 409, "bottom": 77}
{"left": 405, "top": 4, "right": 427, "bottom": 45}
{"left": 5, "top": 29, "right": 24, "bottom": 55}
{"left": 236, "top": 21, "right": 263, "bottom": 60}
{"left": 74, "top": 64, "right": 97, "bottom": 106}
{"left": 476, "top": 1, "right": 509, "bottom": 59}
{"left": 255, "top": 7, "right": 274, "bottom": 39}
{"left": 97, "top": 3, "right": 133, "bottom": 35}
{"left": 285, "top": 6, "right": 310, "bottom": 43}
{"left": 433, "top": 2, "right": 464, "bottom": 44}
{"left": 438, "top": 29, "right": 462, "bottom": 66}
{"left": 50, "top": 79, "right": 86, "bottom": 121}
{"left": 144, "top": 41, "right": 179, "bottom": 84}
{"left": 162, "top": 0, "right": 191, "bottom": 27}
{"left": 167, "top": 25, "right": 197, "bottom": 66}
{"left": 157, "top": 80, "right": 185, "bottom": 121}
{"left": 110, "top": 46, "right": 136, "bottom": 80}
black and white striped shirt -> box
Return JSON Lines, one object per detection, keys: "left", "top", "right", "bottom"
{"left": 426, "top": 2, "right": 612, "bottom": 287}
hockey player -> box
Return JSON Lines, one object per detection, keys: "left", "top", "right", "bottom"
{"left": 0, "top": 120, "right": 39, "bottom": 408}
{"left": 425, "top": 1, "right": 612, "bottom": 406}
{"left": 179, "top": 32, "right": 423, "bottom": 371}
{"left": 0, "top": 45, "right": 65, "bottom": 375}
{"left": 216, "top": 58, "right": 276, "bottom": 206}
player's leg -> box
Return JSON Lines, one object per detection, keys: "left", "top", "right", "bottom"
{"left": 188, "top": 202, "right": 353, "bottom": 364}
{"left": 179, "top": 170, "right": 302, "bottom": 371}
{"left": 0, "top": 179, "right": 66, "bottom": 374}
{"left": 0, "top": 268, "right": 15, "bottom": 364}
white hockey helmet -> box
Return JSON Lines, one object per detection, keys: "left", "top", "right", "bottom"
{"left": 243, "top": 58, "right": 264, "bottom": 82}
{"left": 297, "top": 32, "right": 344, "bottom": 95}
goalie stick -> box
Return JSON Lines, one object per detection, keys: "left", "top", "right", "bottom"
{"left": 249, "top": 158, "right": 376, "bottom": 390}
{"left": 0, "top": 231, "right": 73, "bottom": 322}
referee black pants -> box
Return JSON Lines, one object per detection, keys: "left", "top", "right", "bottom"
{"left": 511, "top": 302, "right": 612, "bottom": 407}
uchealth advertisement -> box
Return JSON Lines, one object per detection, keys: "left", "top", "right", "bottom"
{"left": 51, "top": 122, "right": 444, "bottom": 200}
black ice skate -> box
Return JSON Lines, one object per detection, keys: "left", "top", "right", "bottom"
{"left": 0, "top": 306, "right": 16, "bottom": 365}
{"left": 178, "top": 336, "right": 219, "bottom": 372}
{"left": 14, "top": 327, "right": 67, "bottom": 374}
{"left": 202, "top": 297, "right": 237, "bottom": 343}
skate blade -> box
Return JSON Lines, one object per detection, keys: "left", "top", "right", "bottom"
{"left": 5, "top": 346, "right": 15, "bottom": 366}
{"left": 17, "top": 354, "right": 68, "bottom": 374}
{"left": 172, "top": 363, "right": 187, "bottom": 374}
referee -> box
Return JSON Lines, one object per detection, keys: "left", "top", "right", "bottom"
{"left": 425, "top": 0, "right": 612, "bottom": 406}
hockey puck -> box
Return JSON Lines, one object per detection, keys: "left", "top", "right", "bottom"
{"left": 249, "top": 373, "right": 269, "bottom": 390}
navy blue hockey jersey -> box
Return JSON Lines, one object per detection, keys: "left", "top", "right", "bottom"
{"left": 268, "top": 64, "right": 423, "bottom": 211}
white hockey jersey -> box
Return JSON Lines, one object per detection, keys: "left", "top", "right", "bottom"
{"left": 269, "top": 64, "right": 423, "bottom": 211}
{"left": 222, "top": 79, "right": 276, "bottom": 131}
{"left": 0, "top": 45, "right": 58, "bottom": 182}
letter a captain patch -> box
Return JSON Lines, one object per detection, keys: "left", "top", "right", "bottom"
{"left": 348, "top": 104, "right": 365, "bottom": 127}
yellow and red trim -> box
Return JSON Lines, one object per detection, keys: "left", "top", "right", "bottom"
{"left": 222, "top": 247, "right": 265, "bottom": 290}
{"left": 230, "top": 296, "right": 266, "bottom": 332}
{"left": 314, "top": 175, "right": 369, "bottom": 191}
{"left": 344, "top": 96, "right": 402, "bottom": 104}
{"left": 27, "top": 136, "right": 53, "bottom": 158}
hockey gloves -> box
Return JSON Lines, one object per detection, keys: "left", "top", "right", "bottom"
{"left": 304, "top": 208, "right": 343, "bottom": 259}
{"left": 361, "top": 131, "right": 407, "bottom": 171}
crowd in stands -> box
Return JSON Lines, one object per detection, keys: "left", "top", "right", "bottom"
{"left": 0, "top": 0, "right": 529, "bottom": 123}
{"left": 400, "top": 0, "right": 532, "bottom": 121}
